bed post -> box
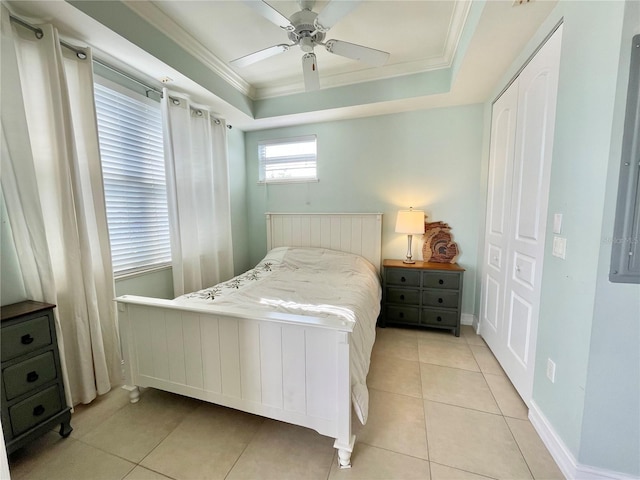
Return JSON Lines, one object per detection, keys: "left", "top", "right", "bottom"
{"left": 333, "top": 331, "right": 355, "bottom": 468}
{"left": 265, "top": 213, "right": 272, "bottom": 251}
{"left": 116, "top": 299, "right": 141, "bottom": 404}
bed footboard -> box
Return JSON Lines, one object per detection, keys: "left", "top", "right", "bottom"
{"left": 116, "top": 296, "right": 355, "bottom": 467}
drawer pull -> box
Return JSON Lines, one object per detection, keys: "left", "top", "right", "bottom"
{"left": 26, "top": 371, "right": 40, "bottom": 383}
{"left": 401, "top": 276, "right": 406, "bottom": 283}
{"left": 438, "top": 279, "right": 444, "bottom": 285}
{"left": 400, "top": 294, "right": 405, "bottom": 301}
{"left": 399, "top": 312, "right": 404, "bottom": 319}
{"left": 438, "top": 298, "right": 444, "bottom": 303}
{"left": 21, "top": 334, "right": 34, "bottom": 345}
{"left": 437, "top": 316, "right": 443, "bottom": 322}
{"left": 33, "top": 404, "right": 45, "bottom": 417}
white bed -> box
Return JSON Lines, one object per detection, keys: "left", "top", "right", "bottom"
{"left": 115, "top": 213, "right": 383, "bottom": 467}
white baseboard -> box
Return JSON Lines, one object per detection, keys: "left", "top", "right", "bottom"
{"left": 529, "top": 401, "right": 639, "bottom": 480}
{"left": 461, "top": 313, "right": 476, "bottom": 326}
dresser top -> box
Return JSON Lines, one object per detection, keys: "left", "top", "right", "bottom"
{"left": 383, "top": 259, "right": 465, "bottom": 272}
{"left": 1, "top": 300, "right": 56, "bottom": 322}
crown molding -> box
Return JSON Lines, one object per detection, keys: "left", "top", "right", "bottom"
{"left": 122, "top": 1, "right": 254, "bottom": 98}
{"left": 255, "top": 57, "right": 453, "bottom": 99}
{"left": 442, "top": 0, "right": 473, "bottom": 62}
{"left": 254, "top": 1, "right": 471, "bottom": 99}
{"left": 122, "top": 0, "right": 471, "bottom": 101}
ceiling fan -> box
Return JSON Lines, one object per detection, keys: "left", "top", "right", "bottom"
{"left": 230, "top": 0, "right": 391, "bottom": 91}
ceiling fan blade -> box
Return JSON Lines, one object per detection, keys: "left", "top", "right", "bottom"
{"left": 325, "top": 39, "right": 390, "bottom": 66}
{"left": 230, "top": 44, "right": 290, "bottom": 68}
{"left": 243, "top": 0, "right": 294, "bottom": 31}
{"left": 315, "top": 0, "right": 362, "bottom": 31}
{"left": 302, "top": 53, "right": 320, "bottom": 91}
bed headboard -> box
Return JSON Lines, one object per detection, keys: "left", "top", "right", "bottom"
{"left": 266, "top": 213, "right": 383, "bottom": 273}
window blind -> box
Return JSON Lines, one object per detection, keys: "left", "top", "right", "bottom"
{"left": 258, "top": 135, "right": 317, "bottom": 183}
{"left": 94, "top": 82, "right": 171, "bottom": 275}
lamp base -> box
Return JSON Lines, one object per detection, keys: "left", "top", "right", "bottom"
{"left": 403, "top": 235, "right": 416, "bottom": 264}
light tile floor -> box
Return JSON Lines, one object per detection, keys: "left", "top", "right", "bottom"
{"left": 7, "top": 326, "right": 564, "bottom": 480}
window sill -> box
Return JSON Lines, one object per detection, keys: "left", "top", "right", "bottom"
{"left": 257, "top": 179, "right": 319, "bottom": 185}
{"left": 114, "top": 263, "right": 172, "bottom": 281}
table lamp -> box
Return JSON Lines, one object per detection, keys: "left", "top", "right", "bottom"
{"left": 395, "top": 207, "right": 425, "bottom": 264}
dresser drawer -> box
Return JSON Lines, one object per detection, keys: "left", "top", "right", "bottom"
{"left": 3, "top": 351, "right": 57, "bottom": 401}
{"left": 385, "top": 287, "right": 420, "bottom": 305}
{"left": 385, "top": 305, "right": 420, "bottom": 324}
{"left": 422, "top": 309, "right": 459, "bottom": 327}
{"left": 386, "top": 269, "right": 421, "bottom": 287}
{"left": 9, "top": 385, "right": 62, "bottom": 436}
{"left": 422, "top": 290, "right": 459, "bottom": 309}
{"left": 422, "top": 272, "right": 460, "bottom": 290}
{"left": 1, "top": 316, "right": 52, "bottom": 362}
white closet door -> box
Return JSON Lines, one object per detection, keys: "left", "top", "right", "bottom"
{"left": 480, "top": 25, "right": 563, "bottom": 405}
{"left": 480, "top": 80, "right": 519, "bottom": 360}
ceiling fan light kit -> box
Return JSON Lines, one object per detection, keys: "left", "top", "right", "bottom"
{"left": 232, "top": 0, "right": 391, "bottom": 92}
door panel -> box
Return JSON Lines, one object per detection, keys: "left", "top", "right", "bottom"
{"left": 503, "top": 26, "right": 563, "bottom": 402}
{"left": 480, "top": 78, "right": 519, "bottom": 355}
{"left": 483, "top": 274, "right": 501, "bottom": 332}
{"left": 480, "top": 25, "right": 563, "bottom": 405}
{"left": 513, "top": 252, "right": 536, "bottom": 289}
{"left": 507, "top": 292, "right": 532, "bottom": 367}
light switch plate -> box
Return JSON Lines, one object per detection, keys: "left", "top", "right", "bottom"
{"left": 553, "top": 213, "right": 563, "bottom": 234}
{"left": 552, "top": 236, "right": 566, "bottom": 259}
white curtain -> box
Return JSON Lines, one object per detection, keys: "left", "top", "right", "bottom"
{"left": 0, "top": 8, "right": 121, "bottom": 405}
{"left": 162, "top": 91, "right": 234, "bottom": 296}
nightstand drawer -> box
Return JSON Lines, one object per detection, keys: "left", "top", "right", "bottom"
{"left": 386, "top": 269, "right": 421, "bottom": 287}
{"left": 422, "top": 290, "right": 459, "bottom": 309}
{"left": 1, "top": 316, "right": 52, "bottom": 362}
{"left": 422, "top": 272, "right": 460, "bottom": 290}
{"left": 3, "top": 351, "right": 57, "bottom": 401}
{"left": 2, "top": 301, "right": 72, "bottom": 453}
{"left": 386, "top": 288, "right": 420, "bottom": 305}
{"left": 422, "top": 309, "right": 458, "bottom": 327}
{"left": 385, "top": 305, "right": 420, "bottom": 324}
{"left": 9, "top": 385, "right": 62, "bottom": 436}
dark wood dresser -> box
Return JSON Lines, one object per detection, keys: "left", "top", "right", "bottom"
{"left": 1, "top": 300, "right": 72, "bottom": 453}
{"left": 380, "top": 259, "right": 465, "bottom": 336}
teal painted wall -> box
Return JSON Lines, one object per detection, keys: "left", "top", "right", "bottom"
{"left": 228, "top": 127, "right": 250, "bottom": 275}
{"left": 114, "top": 267, "right": 174, "bottom": 299}
{"left": 245, "top": 105, "right": 485, "bottom": 317}
{"left": 580, "top": 1, "right": 640, "bottom": 475}
{"left": 485, "top": 1, "right": 639, "bottom": 475}
{"left": 534, "top": 0, "right": 629, "bottom": 461}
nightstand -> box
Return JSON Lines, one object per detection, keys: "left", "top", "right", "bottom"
{"left": 1, "top": 301, "right": 72, "bottom": 454}
{"left": 380, "top": 259, "right": 465, "bottom": 336}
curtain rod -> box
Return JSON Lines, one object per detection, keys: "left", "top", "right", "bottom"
{"left": 9, "top": 14, "right": 163, "bottom": 99}
{"left": 9, "top": 14, "right": 233, "bottom": 129}
{"left": 92, "top": 58, "right": 163, "bottom": 98}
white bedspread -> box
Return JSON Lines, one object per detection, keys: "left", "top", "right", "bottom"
{"left": 175, "top": 247, "right": 381, "bottom": 424}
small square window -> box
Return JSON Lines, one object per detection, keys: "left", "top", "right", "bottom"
{"left": 258, "top": 135, "right": 318, "bottom": 184}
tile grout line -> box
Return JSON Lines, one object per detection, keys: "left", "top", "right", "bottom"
{"left": 222, "top": 417, "right": 267, "bottom": 480}
{"left": 503, "top": 415, "right": 537, "bottom": 480}
{"left": 419, "top": 359, "right": 434, "bottom": 480}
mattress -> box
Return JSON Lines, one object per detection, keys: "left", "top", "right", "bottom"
{"left": 174, "top": 246, "right": 381, "bottom": 424}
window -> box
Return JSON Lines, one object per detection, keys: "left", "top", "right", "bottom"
{"left": 258, "top": 135, "right": 318, "bottom": 183}
{"left": 94, "top": 80, "right": 171, "bottom": 276}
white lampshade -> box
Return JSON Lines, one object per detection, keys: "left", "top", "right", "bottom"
{"left": 395, "top": 209, "right": 425, "bottom": 234}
